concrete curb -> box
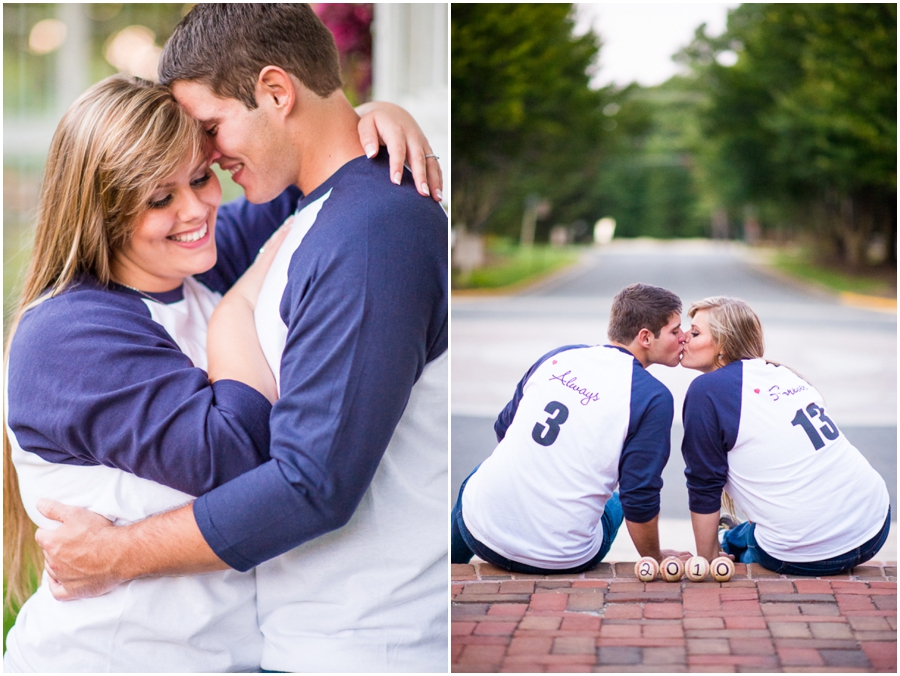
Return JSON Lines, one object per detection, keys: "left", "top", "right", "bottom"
{"left": 840, "top": 291, "right": 898, "bottom": 313}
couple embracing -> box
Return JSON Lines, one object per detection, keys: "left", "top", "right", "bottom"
{"left": 452, "top": 283, "right": 890, "bottom": 577}
{"left": 5, "top": 4, "right": 447, "bottom": 673}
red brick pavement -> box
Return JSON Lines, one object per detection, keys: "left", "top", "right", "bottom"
{"left": 451, "top": 561, "right": 897, "bottom": 673}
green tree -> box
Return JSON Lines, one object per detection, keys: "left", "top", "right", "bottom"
{"left": 593, "top": 79, "right": 707, "bottom": 239}
{"left": 451, "top": 3, "right": 608, "bottom": 237}
{"left": 680, "top": 4, "right": 896, "bottom": 266}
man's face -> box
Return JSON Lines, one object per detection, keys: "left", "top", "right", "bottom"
{"left": 645, "top": 312, "right": 685, "bottom": 367}
{"left": 171, "top": 80, "right": 294, "bottom": 204}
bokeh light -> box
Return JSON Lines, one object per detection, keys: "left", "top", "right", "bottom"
{"left": 104, "top": 25, "right": 162, "bottom": 81}
{"left": 28, "top": 19, "right": 67, "bottom": 55}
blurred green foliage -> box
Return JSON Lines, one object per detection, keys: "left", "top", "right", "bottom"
{"left": 593, "top": 80, "right": 707, "bottom": 239}
{"left": 451, "top": 3, "right": 896, "bottom": 271}
{"left": 451, "top": 4, "right": 711, "bottom": 244}
{"left": 679, "top": 3, "right": 896, "bottom": 267}
{"left": 3, "top": 4, "right": 187, "bottom": 115}
{"left": 771, "top": 247, "right": 897, "bottom": 299}
{"left": 451, "top": 4, "right": 608, "bottom": 238}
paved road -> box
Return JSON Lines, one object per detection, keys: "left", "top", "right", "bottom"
{"left": 451, "top": 240, "right": 897, "bottom": 532}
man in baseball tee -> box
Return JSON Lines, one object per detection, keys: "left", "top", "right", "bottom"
{"left": 452, "top": 284, "right": 688, "bottom": 572}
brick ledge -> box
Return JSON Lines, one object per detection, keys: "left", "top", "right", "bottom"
{"left": 452, "top": 561, "right": 898, "bottom": 583}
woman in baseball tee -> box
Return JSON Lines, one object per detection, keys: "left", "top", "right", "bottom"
{"left": 680, "top": 296, "right": 890, "bottom": 576}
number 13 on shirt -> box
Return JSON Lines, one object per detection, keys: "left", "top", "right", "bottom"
{"left": 791, "top": 402, "right": 840, "bottom": 450}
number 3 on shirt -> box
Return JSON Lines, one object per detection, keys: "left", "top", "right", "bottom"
{"left": 791, "top": 402, "right": 840, "bottom": 450}
{"left": 532, "top": 401, "right": 569, "bottom": 447}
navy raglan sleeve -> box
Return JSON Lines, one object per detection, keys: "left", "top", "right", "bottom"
{"left": 494, "top": 345, "right": 588, "bottom": 441}
{"left": 197, "top": 187, "right": 302, "bottom": 293}
{"left": 681, "top": 364, "right": 742, "bottom": 514}
{"left": 7, "top": 292, "right": 272, "bottom": 497}
{"left": 618, "top": 366, "right": 674, "bottom": 523}
{"left": 192, "top": 183, "right": 448, "bottom": 570}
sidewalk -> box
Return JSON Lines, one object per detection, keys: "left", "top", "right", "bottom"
{"left": 451, "top": 560, "right": 897, "bottom": 672}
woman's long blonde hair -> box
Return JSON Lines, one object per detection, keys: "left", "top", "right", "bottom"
{"left": 4, "top": 74, "right": 205, "bottom": 609}
{"left": 687, "top": 296, "right": 766, "bottom": 520}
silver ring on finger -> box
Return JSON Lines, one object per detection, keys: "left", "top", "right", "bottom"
{"left": 425, "top": 153, "right": 439, "bottom": 160}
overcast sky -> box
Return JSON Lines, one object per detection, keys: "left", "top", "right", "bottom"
{"left": 574, "top": 3, "right": 739, "bottom": 88}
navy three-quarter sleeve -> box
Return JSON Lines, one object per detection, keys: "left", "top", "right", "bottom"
{"left": 618, "top": 362, "right": 674, "bottom": 523}
{"left": 7, "top": 281, "right": 272, "bottom": 498}
{"left": 681, "top": 361, "right": 743, "bottom": 514}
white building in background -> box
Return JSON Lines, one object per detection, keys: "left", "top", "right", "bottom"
{"left": 372, "top": 4, "right": 449, "bottom": 182}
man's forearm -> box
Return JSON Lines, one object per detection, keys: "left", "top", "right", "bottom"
{"left": 117, "top": 503, "right": 228, "bottom": 580}
{"left": 625, "top": 515, "right": 662, "bottom": 561}
{"left": 36, "top": 499, "right": 229, "bottom": 600}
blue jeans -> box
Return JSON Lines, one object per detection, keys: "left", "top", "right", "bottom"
{"left": 450, "top": 466, "right": 624, "bottom": 574}
{"left": 721, "top": 507, "right": 891, "bottom": 576}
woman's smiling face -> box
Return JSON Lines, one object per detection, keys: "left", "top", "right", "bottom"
{"left": 111, "top": 158, "right": 221, "bottom": 292}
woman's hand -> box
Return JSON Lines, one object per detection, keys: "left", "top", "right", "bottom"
{"left": 660, "top": 549, "right": 695, "bottom": 562}
{"left": 356, "top": 101, "right": 443, "bottom": 203}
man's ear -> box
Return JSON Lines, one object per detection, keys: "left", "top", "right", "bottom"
{"left": 255, "top": 66, "right": 296, "bottom": 116}
{"left": 636, "top": 328, "right": 653, "bottom": 348}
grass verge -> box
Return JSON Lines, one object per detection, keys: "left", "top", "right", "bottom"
{"left": 453, "top": 240, "right": 580, "bottom": 291}
{"left": 4, "top": 593, "right": 15, "bottom": 653}
{"left": 770, "top": 247, "right": 896, "bottom": 299}
{"left": 4, "top": 565, "right": 41, "bottom": 652}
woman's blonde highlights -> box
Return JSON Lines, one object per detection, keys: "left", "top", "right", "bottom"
{"left": 688, "top": 296, "right": 765, "bottom": 369}
{"left": 27, "top": 74, "right": 206, "bottom": 300}
{"left": 4, "top": 74, "right": 205, "bottom": 610}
